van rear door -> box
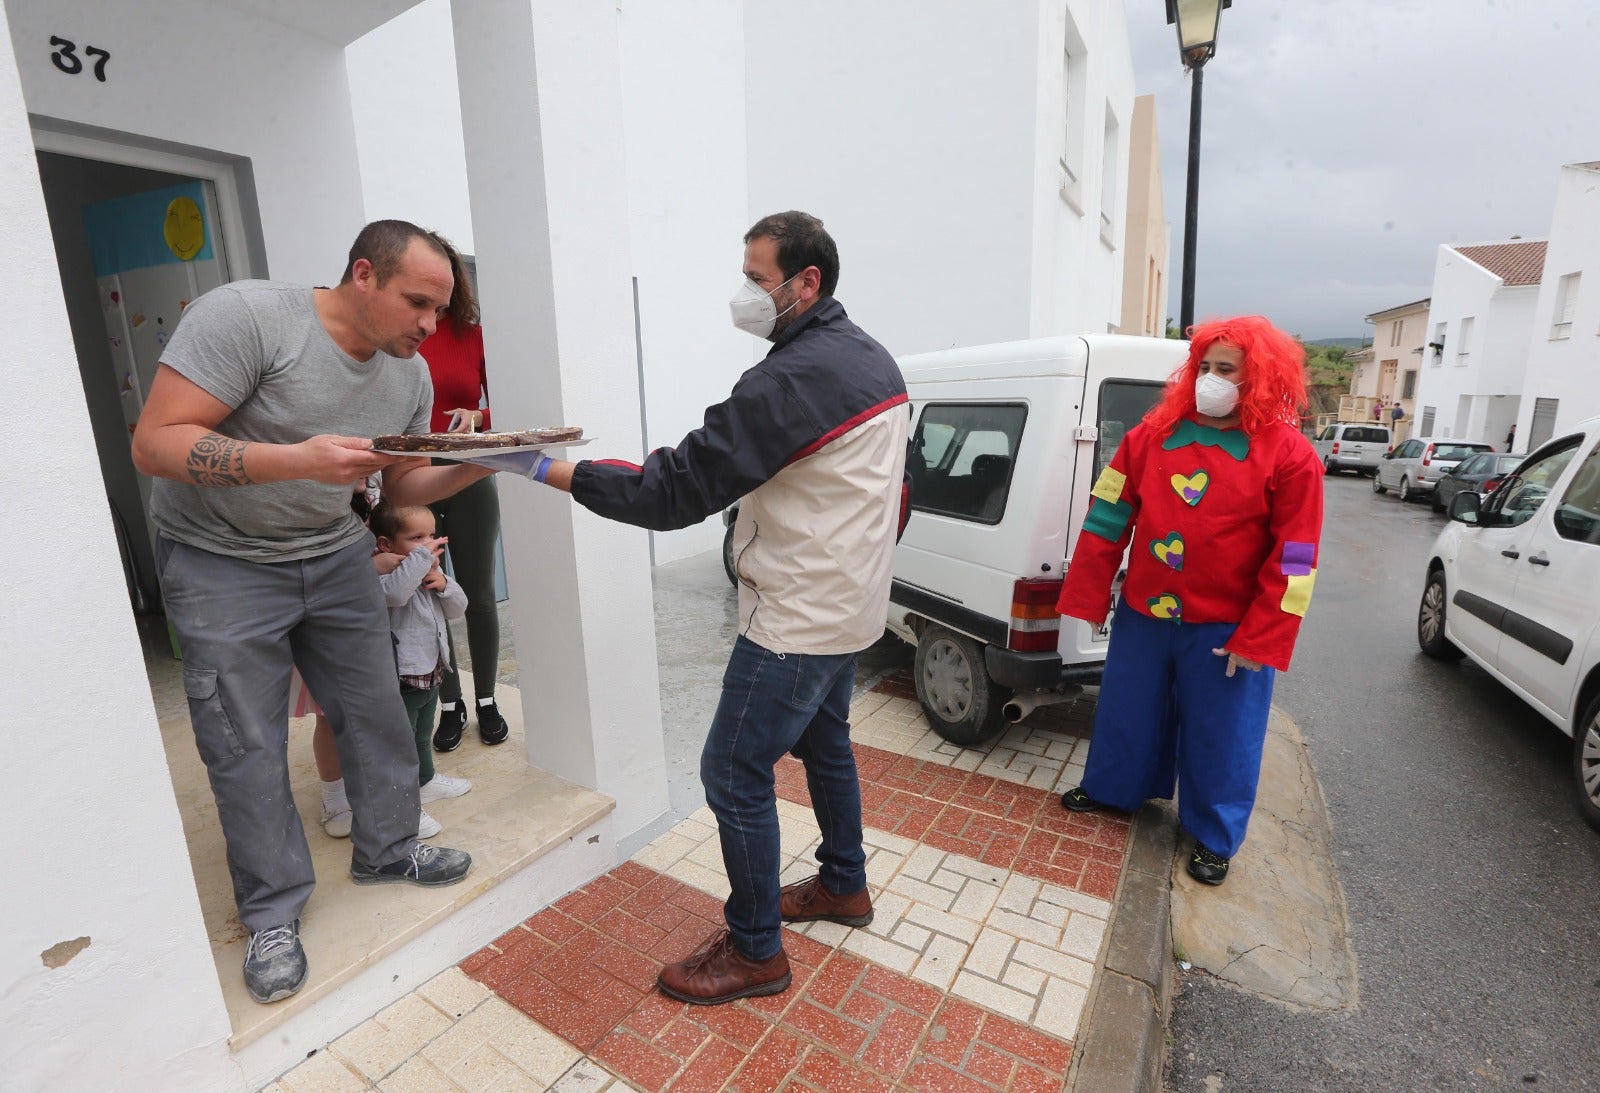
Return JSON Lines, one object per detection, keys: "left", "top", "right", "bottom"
{"left": 1058, "top": 337, "right": 1187, "bottom": 666}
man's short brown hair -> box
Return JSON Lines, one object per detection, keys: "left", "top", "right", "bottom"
{"left": 340, "top": 220, "right": 449, "bottom": 285}
{"left": 745, "top": 211, "right": 839, "bottom": 297}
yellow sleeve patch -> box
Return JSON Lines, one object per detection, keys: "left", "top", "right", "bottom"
{"left": 1281, "top": 571, "right": 1316, "bottom": 617}
{"left": 1091, "top": 466, "right": 1127, "bottom": 506}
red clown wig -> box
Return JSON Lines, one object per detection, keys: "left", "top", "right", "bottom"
{"left": 1144, "top": 315, "right": 1309, "bottom": 437}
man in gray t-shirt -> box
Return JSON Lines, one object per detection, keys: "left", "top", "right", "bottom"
{"left": 134, "top": 220, "right": 496, "bottom": 1005}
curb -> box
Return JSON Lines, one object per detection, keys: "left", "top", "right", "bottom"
{"left": 1066, "top": 799, "right": 1179, "bottom": 1092}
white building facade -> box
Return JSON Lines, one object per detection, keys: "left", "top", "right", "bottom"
{"left": 2, "top": 0, "right": 1145, "bottom": 1088}
{"left": 1413, "top": 239, "right": 1545, "bottom": 449}
{"left": 1517, "top": 161, "right": 1600, "bottom": 449}
{"left": 348, "top": 0, "right": 1142, "bottom": 563}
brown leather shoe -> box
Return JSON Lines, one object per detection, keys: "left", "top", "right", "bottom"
{"left": 780, "top": 874, "right": 874, "bottom": 927}
{"left": 656, "top": 929, "right": 791, "bottom": 1006}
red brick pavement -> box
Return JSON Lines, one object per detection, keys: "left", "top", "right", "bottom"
{"left": 464, "top": 864, "right": 1081, "bottom": 1091}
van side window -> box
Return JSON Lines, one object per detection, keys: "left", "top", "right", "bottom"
{"left": 1484, "top": 438, "right": 1582, "bottom": 528}
{"left": 909, "top": 403, "right": 1027, "bottom": 525}
{"left": 1553, "top": 443, "right": 1600, "bottom": 544}
{"left": 1096, "top": 379, "right": 1165, "bottom": 479}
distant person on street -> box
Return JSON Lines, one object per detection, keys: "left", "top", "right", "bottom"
{"left": 1505, "top": 423, "right": 1516, "bottom": 451}
{"left": 477, "top": 211, "right": 908, "bottom": 1005}
{"left": 132, "top": 220, "right": 485, "bottom": 1004}
{"left": 1056, "top": 316, "right": 1324, "bottom": 887}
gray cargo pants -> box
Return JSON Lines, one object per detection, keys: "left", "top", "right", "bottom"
{"left": 157, "top": 534, "right": 421, "bottom": 931}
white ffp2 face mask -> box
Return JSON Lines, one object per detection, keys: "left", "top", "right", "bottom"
{"left": 729, "top": 273, "right": 801, "bottom": 339}
{"left": 1194, "top": 371, "right": 1241, "bottom": 418}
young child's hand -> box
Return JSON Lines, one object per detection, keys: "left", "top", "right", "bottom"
{"left": 426, "top": 535, "right": 449, "bottom": 563}
{"left": 423, "top": 567, "right": 448, "bottom": 592}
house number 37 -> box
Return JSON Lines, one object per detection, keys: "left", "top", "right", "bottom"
{"left": 50, "top": 36, "right": 111, "bottom": 82}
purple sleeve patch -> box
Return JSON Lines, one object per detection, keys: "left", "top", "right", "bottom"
{"left": 1281, "top": 541, "right": 1316, "bottom": 576}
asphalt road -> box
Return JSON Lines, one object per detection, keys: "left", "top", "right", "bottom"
{"left": 1165, "top": 474, "right": 1600, "bottom": 1091}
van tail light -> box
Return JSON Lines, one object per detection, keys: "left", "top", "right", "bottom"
{"left": 1331, "top": 442, "right": 1341, "bottom": 454}
{"left": 1387, "top": 444, "right": 1394, "bottom": 453}
{"left": 1422, "top": 444, "right": 1434, "bottom": 466}
{"left": 1484, "top": 478, "right": 1501, "bottom": 493}
{"left": 1008, "top": 578, "right": 1063, "bottom": 652}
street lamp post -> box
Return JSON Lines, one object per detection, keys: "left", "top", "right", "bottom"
{"left": 1166, "top": 0, "right": 1230, "bottom": 334}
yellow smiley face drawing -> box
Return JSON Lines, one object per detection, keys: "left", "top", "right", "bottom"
{"left": 163, "top": 196, "right": 205, "bottom": 261}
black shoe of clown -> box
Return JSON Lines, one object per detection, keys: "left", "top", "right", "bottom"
{"left": 1060, "top": 786, "right": 1103, "bottom": 813}
{"left": 1187, "top": 844, "right": 1231, "bottom": 886}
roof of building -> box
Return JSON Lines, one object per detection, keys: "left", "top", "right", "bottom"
{"left": 1365, "top": 297, "right": 1431, "bottom": 321}
{"left": 1451, "top": 240, "right": 1548, "bottom": 286}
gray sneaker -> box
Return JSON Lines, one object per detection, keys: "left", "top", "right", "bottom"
{"left": 243, "top": 920, "right": 308, "bottom": 1004}
{"left": 350, "top": 842, "right": 472, "bottom": 887}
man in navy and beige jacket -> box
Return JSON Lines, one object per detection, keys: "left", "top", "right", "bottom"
{"left": 523, "top": 211, "right": 908, "bottom": 1005}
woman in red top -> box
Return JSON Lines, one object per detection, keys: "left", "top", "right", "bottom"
{"left": 422, "top": 237, "right": 510, "bottom": 750}
{"left": 1055, "top": 316, "right": 1323, "bottom": 887}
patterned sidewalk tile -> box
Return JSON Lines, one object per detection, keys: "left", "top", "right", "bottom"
{"left": 278, "top": 670, "right": 1123, "bottom": 1092}
{"left": 462, "top": 860, "right": 1079, "bottom": 1092}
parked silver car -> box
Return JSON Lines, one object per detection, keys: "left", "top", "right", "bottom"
{"left": 1374, "top": 436, "right": 1494, "bottom": 503}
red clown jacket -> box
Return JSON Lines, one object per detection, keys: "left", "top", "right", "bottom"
{"left": 1057, "top": 417, "right": 1324, "bottom": 672}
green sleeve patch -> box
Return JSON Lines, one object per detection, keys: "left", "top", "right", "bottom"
{"left": 1082, "top": 497, "right": 1133, "bottom": 542}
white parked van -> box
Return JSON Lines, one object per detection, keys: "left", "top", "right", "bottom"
{"left": 884, "top": 335, "right": 1189, "bottom": 744}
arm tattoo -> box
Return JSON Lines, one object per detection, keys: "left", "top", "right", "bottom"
{"left": 186, "top": 432, "right": 254, "bottom": 486}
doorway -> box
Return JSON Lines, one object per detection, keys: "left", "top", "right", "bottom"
{"left": 37, "top": 154, "right": 232, "bottom": 612}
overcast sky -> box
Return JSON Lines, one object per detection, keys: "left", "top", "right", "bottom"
{"left": 1126, "top": 1, "right": 1597, "bottom": 340}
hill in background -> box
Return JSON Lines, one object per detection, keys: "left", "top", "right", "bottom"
{"left": 1305, "top": 336, "right": 1367, "bottom": 349}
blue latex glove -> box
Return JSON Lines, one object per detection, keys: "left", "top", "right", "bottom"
{"left": 458, "top": 452, "right": 554, "bottom": 481}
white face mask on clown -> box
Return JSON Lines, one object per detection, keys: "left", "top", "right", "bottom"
{"left": 729, "top": 271, "right": 802, "bottom": 340}
{"left": 1194, "top": 371, "right": 1241, "bottom": 418}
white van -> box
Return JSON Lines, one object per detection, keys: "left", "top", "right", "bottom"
{"left": 884, "top": 334, "right": 1189, "bottom": 744}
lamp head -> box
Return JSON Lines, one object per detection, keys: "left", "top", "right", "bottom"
{"left": 1166, "top": 0, "right": 1232, "bottom": 68}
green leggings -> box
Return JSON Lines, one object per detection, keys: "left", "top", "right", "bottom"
{"left": 402, "top": 686, "right": 438, "bottom": 785}
{"left": 429, "top": 471, "right": 502, "bottom": 705}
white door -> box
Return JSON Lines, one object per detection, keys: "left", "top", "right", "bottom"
{"left": 1494, "top": 433, "right": 1600, "bottom": 724}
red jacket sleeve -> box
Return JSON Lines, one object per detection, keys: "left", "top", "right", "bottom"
{"left": 1057, "top": 430, "right": 1144, "bottom": 623}
{"left": 1224, "top": 433, "right": 1324, "bottom": 671}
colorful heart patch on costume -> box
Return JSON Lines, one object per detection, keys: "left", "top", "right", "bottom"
{"left": 1171, "top": 471, "right": 1209, "bottom": 506}
{"left": 1150, "top": 532, "right": 1185, "bottom": 570}
{"left": 1147, "top": 593, "right": 1183, "bottom": 620}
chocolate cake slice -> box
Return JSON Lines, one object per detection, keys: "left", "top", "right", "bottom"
{"left": 372, "top": 426, "right": 583, "bottom": 452}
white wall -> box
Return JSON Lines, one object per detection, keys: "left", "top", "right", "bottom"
{"left": 10, "top": 0, "right": 367, "bottom": 286}
{"left": 1033, "top": 0, "right": 1134, "bottom": 338}
{"left": 0, "top": 4, "right": 240, "bottom": 1088}
{"left": 346, "top": 0, "right": 476, "bottom": 254}
{"left": 452, "top": 0, "right": 670, "bottom": 849}
{"left": 744, "top": 0, "right": 1039, "bottom": 357}
{"left": 1415, "top": 245, "right": 1537, "bottom": 446}
{"left": 618, "top": 0, "right": 755, "bottom": 563}
{"left": 1520, "top": 163, "right": 1600, "bottom": 441}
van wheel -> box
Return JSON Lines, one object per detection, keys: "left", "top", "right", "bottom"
{"left": 914, "top": 624, "right": 1005, "bottom": 746}
{"left": 721, "top": 524, "right": 739, "bottom": 587}
{"left": 1573, "top": 693, "right": 1600, "bottom": 833}
{"left": 1417, "top": 568, "right": 1464, "bottom": 661}
{"left": 1372, "top": 475, "right": 1387, "bottom": 495}
{"left": 1322, "top": 457, "right": 1336, "bottom": 476}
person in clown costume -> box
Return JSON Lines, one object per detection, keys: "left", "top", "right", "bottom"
{"left": 1057, "top": 315, "right": 1323, "bottom": 886}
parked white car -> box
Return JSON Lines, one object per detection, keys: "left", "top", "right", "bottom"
{"left": 1311, "top": 422, "right": 1391, "bottom": 476}
{"left": 1417, "top": 415, "right": 1600, "bottom": 831}
{"left": 884, "top": 334, "right": 1189, "bottom": 744}
{"left": 1375, "top": 435, "right": 1493, "bottom": 503}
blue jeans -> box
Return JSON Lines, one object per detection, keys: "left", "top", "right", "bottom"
{"left": 701, "top": 635, "right": 865, "bottom": 961}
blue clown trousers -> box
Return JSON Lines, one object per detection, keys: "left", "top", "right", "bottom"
{"left": 1079, "top": 600, "right": 1276, "bottom": 858}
